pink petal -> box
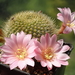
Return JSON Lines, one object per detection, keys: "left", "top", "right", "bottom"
{"left": 53, "top": 42, "right": 61, "bottom": 52}
{"left": 25, "top": 58, "right": 34, "bottom": 67}
{"left": 1, "top": 45, "right": 14, "bottom": 53}
{"left": 46, "top": 60, "right": 52, "bottom": 70}
{"left": 18, "top": 60, "right": 27, "bottom": 70}
{"left": 58, "top": 8, "right": 63, "bottom": 12}
{"left": 54, "top": 39, "right": 64, "bottom": 52}
{"left": 35, "top": 48, "right": 42, "bottom": 54}
{"left": 41, "top": 61, "right": 47, "bottom": 67}
{"left": 51, "top": 59, "right": 61, "bottom": 67}
{"left": 62, "top": 8, "right": 71, "bottom": 22}
{"left": 23, "top": 34, "right": 32, "bottom": 47}
{"left": 11, "top": 34, "right": 17, "bottom": 45}
{"left": 45, "top": 33, "right": 51, "bottom": 47}
{"left": 27, "top": 46, "right": 36, "bottom": 54}
{"left": 57, "top": 53, "right": 70, "bottom": 60}
{"left": 26, "top": 39, "right": 37, "bottom": 50}
{"left": 71, "top": 12, "right": 75, "bottom": 21}
{"left": 1, "top": 57, "right": 6, "bottom": 62}
{"left": 5, "top": 57, "right": 18, "bottom": 64}
{"left": 5, "top": 38, "right": 17, "bottom": 49}
{"left": 1, "top": 53, "right": 13, "bottom": 58}
{"left": 67, "top": 8, "right": 71, "bottom": 15}
{"left": 10, "top": 60, "right": 18, "bottom": 70}
{"left": 27, "top": 38, "right": 37, "bottom": 46}
{"left": 59, "top": 45, "right": 70, "bottom": 53}
{"left": 57, "top": 39, "right": 64, "bottom": 46}
{"left": 1, "top": 54, "right": 8, "bottom": 57}
{"left": 59, "top": 60, "right": 69, "bottom": 65}
{"left": 27, "top": 52, "right": 36, "bottom": 58}
{"left": 34, "top": 40, "right": 43, "bottom": 50}
{"left": 35, "top": 53, "right": 43, "bottom": 61}
{"left": 64, "top": 9, "right": 71, "bottom": 22}
{"left": 63, "top": 26, "right": 72, "bottom": 34}
{"left": 40, "top": 35, "right": 46, "bottom": 48}
{"left": 57, "top": 13, "right": 64, "bottom": 22}
{"left": 16, "top": 31, "right": 25, "bottom": 47}
{"left": 50, "top": 34, "right": 57, "bottom": 47}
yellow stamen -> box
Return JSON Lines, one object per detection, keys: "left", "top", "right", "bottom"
{"left": 42, "top": 48, "right": 54, "bottom": 60}
{"left": 70, "top": 23, "right": 75, "bottom": 27}
{"left": 15, "top": 48, "right": 27, "bottom": 60}
{"left": 67, "top": 21, "right": 74, "bottom": 28}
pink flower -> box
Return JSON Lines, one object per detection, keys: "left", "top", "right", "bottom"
{"left": 34, "top": 33, "right": 70, "bottom": 70}
{"left": 57, "top": 7, "right": 75, "bottom": 34}
{"left": 0, "top": 31, "right": 37, "bottom": 70}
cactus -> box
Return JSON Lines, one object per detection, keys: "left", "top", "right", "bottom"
{"left": 3, "top": 11, "right": 58, "bottom": 38}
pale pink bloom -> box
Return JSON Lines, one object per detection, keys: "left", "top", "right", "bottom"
{"left": 0, "top": 31, "right": 37, "bottom": 70}
{"left": 57, "top": 7, "right": 75, "bottom": 34}
{"left": 34, "top": 33, "right": 70, "bottom": 70}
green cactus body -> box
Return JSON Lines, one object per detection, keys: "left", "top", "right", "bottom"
{"left": 3, "top": 11, "right": 58, "bottom": 38}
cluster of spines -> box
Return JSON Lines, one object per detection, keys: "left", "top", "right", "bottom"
{"left": 3, "top": 11, "right": 58, "bottom": 38}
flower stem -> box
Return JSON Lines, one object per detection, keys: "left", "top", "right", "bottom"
{"left": 57, "top": 24, "right": 65, "bottom": 34}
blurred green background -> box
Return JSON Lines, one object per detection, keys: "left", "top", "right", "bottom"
{"left": 0, "top": 0, "right": 75, "bottom": 75}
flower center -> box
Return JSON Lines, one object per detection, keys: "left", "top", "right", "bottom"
{"left": 42, "top": 48, "right": 54, "bottom": 60}
{"left": 15, "top": 47, "right": 27, "bottom": 60}
{"left": 67, "top": 21, "right": 74, "bottom": 28}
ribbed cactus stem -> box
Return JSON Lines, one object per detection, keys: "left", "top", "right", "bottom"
{"left": 3, "top": 11, "right": 58, "bottom": 38}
